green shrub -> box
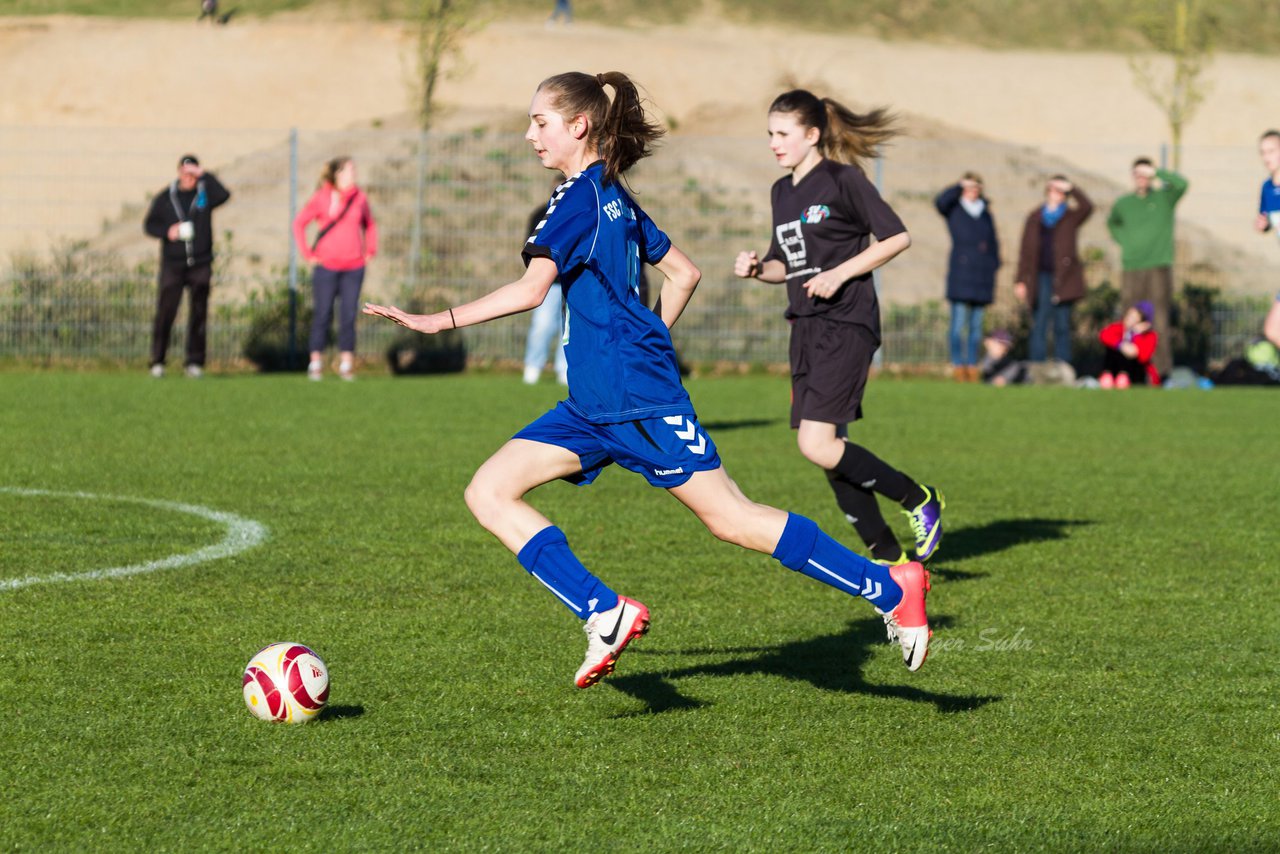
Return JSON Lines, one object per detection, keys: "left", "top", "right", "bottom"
{"left": 240, "top": 281, "right": 315, "bottom": 372}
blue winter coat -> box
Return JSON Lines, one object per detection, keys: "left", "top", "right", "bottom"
{"left": 935, "top": 185, "right": 1001, "bottom": 305}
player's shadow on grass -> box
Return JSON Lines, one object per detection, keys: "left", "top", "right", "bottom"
{"left": 941, "top": 518, "right": 1095, "bottom": 563}
{"left": 608, "top": 616, "right": 998, "bottom": 716}
{"left": 700, "top": 418, "right": 783, "bottom": 432}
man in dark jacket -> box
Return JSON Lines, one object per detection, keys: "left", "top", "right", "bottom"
{"left": 142, "top": 154, "right": 231, "bottom": 377}
{"left": 1014, "top": 175, "right": 1093, "bottom": 366}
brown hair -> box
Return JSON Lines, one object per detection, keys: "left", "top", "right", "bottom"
{"left": 768, "top": 89, "right": 898, "bottom": 169}
{"left": 319, "top": 156, "right": 353, "bottom": 189}
{"left": 961, "top": 171, "right": 984, "bottom": 185}
{"left": 1132, "top": 156, "right": 1154, "bottom": 170}
{"left": 1261, "top": 129, "right": 1280, "bottom": 143}
{"left": 537, "top": 71, "right": 665, "bottom": 185}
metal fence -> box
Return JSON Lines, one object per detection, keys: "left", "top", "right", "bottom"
{"left": 1, "top": 127, "right": 1276, "bottom": 371}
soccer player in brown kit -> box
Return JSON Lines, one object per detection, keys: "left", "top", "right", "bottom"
{"left": 734, "top": 90, "right": 944, "bottom": 566}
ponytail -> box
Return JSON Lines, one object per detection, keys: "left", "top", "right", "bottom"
{"left": 768, "top": 89, "right": 898, "bottom": 170}
{"left": 538, "top": 71, "right": 665, "bottom": 185}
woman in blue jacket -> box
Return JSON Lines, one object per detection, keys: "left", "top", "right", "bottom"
{"left": 935, "top": 173, "right": 1000, "bottom": 380}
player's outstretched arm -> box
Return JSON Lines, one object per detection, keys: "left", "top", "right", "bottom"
{"left": 363, "top": 257, "right": 558, "bottom": 334}
{"left": 651, "top": 245, "right": 701, "bottom": 330}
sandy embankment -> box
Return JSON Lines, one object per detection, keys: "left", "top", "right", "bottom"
{"left": 1, "top": 12, "right": 1278, "bottom": 296}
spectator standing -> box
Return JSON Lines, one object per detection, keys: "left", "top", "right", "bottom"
{"left": 547, "top": 0, "right": 572, "bottom": 26}
{"left": 522, "top": 200, "right": 568, "bottom": 385}
{"left": 1098, "top": 300, "right": 1160, "bottom": 388}
{"left": 1251, "top": 131, "right": 1280, "bottom": 366}
{"left": 1255, "top": 130, "right": 1280, "bottom": 255}
{"left": 143, "top": 154, "right": 231, "bottom": 378}
{"left": 935, "top": 172, "right": 1000, "bottom": 381}
{"left": 1106, "top": 157, "right": 1188, "bottom": 377}
{"left": 1266, "top": 295, "right": 1280, "bottom": 353}
{"left": 293, "top": 156, "right": 378, "bottom": 381}
{"left": 1014, "top": 175, "right": 1093, "bottom": 367}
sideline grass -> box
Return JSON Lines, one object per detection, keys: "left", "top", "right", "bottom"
{"left": 1, "top": 372, "right": 1277, "bottom": 851}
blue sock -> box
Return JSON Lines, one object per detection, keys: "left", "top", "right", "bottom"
{"left": 771, "top": 513, "right": 903, "bottom": 611}
{"left": 516, "top": 526, "right": 619, "bottom": 619}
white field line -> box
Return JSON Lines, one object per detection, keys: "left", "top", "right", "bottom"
{"left": 0, "top": 487, "right": 268, "bottom": 592}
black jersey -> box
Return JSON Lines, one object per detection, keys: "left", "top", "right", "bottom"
{"left": 764, "top": 158, "right": 906, "bottom": 338}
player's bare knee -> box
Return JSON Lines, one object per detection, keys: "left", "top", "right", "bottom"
{"left": 797, "top": 436, "right": 838, "bottom": 470}
{"left": 699, "top": 510, "right": 750, "bottom": 547}
{"left": 463, "top": 476, "right": 503, "bottom": 528}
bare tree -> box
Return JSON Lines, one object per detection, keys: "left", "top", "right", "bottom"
{"left": 408, "top": 0, "right": 473, "bottom": 288}
{"left": 415, "top": 0, "right": 472, "bottom": 131}
{"left": 1128, "top": 0, "right": 1217, "bottom": 171}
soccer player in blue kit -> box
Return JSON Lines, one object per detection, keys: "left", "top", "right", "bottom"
{"left": 734, "top": 90, "right": 945, "bottom": 569}
{"left": 363, "top": 72, "right": 933, "bottom": 688}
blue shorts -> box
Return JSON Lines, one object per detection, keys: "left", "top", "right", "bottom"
{"left": 513, "top": 402, "right": 722, "bottom": 488}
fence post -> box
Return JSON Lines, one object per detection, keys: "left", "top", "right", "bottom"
{"left": 287, "top": 127, "right": 299, "bottom": 369}
{"left": 1160, "top": 142, "right": 1169, "bottom": 170}
{"left": 410, "top": 129, "right": 427, "bottom": 291}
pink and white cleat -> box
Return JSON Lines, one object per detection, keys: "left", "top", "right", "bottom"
{"left": 574, "top": 596, "right": 650, "bottom": 688}
{"left": 877, "top": 561, "right": 932, "bottom": 672}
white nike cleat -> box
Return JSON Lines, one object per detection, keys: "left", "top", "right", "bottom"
{"left": 876, "top": 561, "right": 932, "bottom": 672}
{"left": 574, "top": 596, "right": 649, "bottom": 689}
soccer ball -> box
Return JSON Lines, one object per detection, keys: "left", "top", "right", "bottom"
{"left": 242, "top": 642, "right": 329, "bottom": 724}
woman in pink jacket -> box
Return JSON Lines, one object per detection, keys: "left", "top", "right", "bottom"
{"left": 292, "top": 156, "right": 378, "bottom": 380}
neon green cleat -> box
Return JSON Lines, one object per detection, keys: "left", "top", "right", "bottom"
{"left": 903, "top": 484, "right": 945, "bottom": 562}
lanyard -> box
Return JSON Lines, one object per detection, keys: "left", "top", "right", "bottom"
{"left": 168, "top": 179, "right": 205, "bottom": 266}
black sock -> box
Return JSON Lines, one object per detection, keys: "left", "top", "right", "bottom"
{"left": 825, "top": 471, "right": 904, "bottom": 562}
{"left": 831, "top": 443, "right": 924, "bottom": 507}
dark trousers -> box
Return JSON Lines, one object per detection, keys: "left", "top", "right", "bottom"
{"left": 1121, "top": 266, "right": 1173, "bottom": 376}
{"left": 151, "top": 260, "right": 211, "bottom": 367}
{"left": 1029, "top": 271, "right": 1074, "bottom": 364}
{"left": 309, "top": 265, "right": 365, "bottom": 353}
{"left": 1103, "top": 348, "right": 1150, "bottom": 385}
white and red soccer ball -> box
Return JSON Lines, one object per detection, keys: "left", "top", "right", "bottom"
{"left": 242, "top": 642, "right": 329, "bottom": 724}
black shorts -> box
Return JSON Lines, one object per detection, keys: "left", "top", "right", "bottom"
{"left": 789, "top": 315, "right": 876, "bottom": 429}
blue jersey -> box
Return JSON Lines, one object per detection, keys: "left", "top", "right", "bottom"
{"left": 1260, "top": 179, "right": 1280, "bottom": 233}
{"left": 523, "top": 161, "right": 690, "bottom": 424}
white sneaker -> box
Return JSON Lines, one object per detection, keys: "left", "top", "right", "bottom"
{"left": 149, "top": 364, "right": 164, "bottom": 379}
{"left": 338, "top": 361, "right": 355, "bottom": 382}
{"left": 522, "top": 365, "right": 541, "bottom": 385}
{"left": 184, "top": 364, "right": 203, "bottom": 379}
{"left": 307, "top": 360, "right": 322, "bottom": 381}
{"left": 574, "top": 596, "right": 649, "bottom": 688}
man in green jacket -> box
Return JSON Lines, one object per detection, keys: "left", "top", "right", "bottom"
{"left": 1106, "top": 157, "right": 1188, "bottom": 378}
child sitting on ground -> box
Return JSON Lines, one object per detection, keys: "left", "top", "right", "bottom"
{"left": 1099, "top": 300, "right": 1159, "bottom": 388}
{"left": 979, "top": 328, "right": 1026, "bottom": 386}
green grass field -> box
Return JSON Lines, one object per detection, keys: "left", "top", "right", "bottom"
{"left": 1, "top": 372, "right": 1277, "bottom": 851}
